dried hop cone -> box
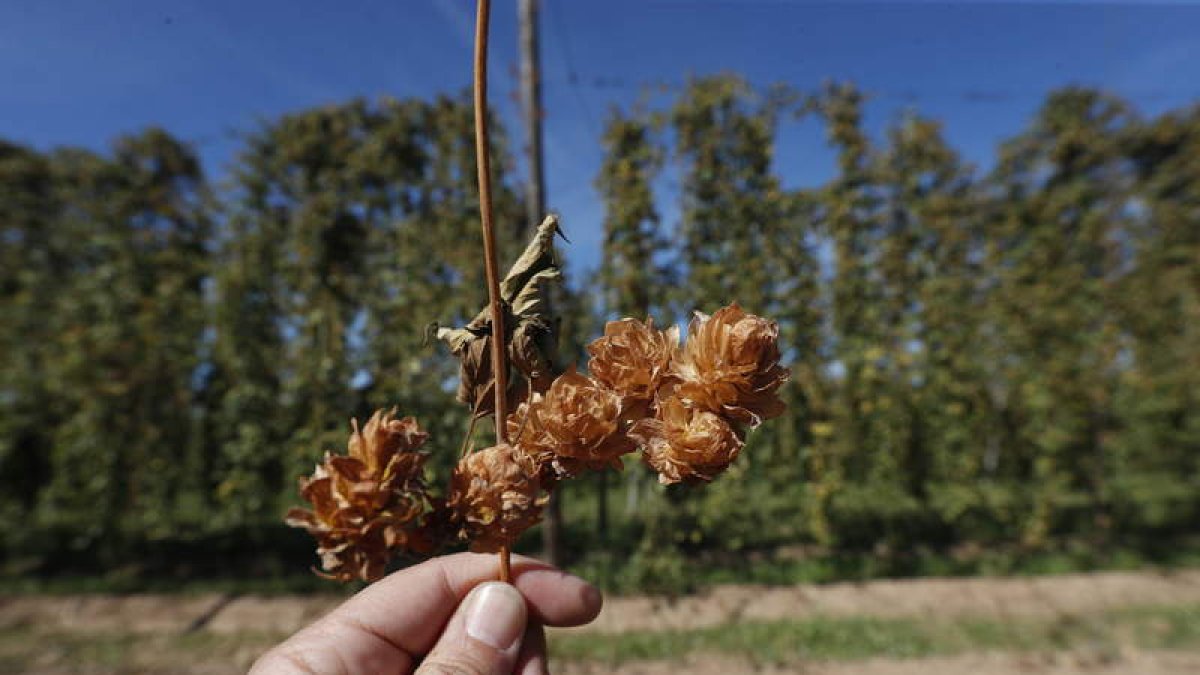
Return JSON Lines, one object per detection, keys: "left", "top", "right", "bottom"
{"left": 671, "top": 303, "right": 791, "bottom": 426}
{"left": 629, "top": 396, "right": 745, "bottom": 485}
{"left": 507, "top": 366, "right": 635, "bottom": 480}
{"left": 587, "top": 317, "right": 680, "bottom": 404}
{"left": 286, "top": 409, "right": 431, "bottom": 582}
{"left": 447, "top": 444, "right": 547, "bottom": 553}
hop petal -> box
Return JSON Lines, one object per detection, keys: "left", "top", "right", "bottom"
{"left": 629, "top": 397, "right": 745, "bottom": 485}
{"left": 587, "top": 318, "right": 679, "bottom": 403}
{"left": 286, "top": 409, "right": 431, "bottom": 583}
{"left": 447, "top": 444, "right": 547, "bottom": 553}
{"left": 507, "top": 366, "right": 635, "bottom": 480}
{"left": 671, "top": 304, "right": 790, "bottom": 426}
{"left": 348, "top": 408, "right": 429, "bottom": 483}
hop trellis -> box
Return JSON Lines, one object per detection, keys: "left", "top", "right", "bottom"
{"left": 286, "top": 218, "right": 790, "bottom": 582}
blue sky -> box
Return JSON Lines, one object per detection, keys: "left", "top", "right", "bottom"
{"left": 3, "top": 0, "right": 1199, "bottom": 275}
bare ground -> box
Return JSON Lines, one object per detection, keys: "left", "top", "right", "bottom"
{"left": 557, "top": 650, "right": 1200, "bottom": 675}
{"left": 575, "top": 569, "right": 1200, "bottom": 634}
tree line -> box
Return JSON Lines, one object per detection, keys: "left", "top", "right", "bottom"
{"left": 1, "top": 77, "right": 1197, "bottom": 583}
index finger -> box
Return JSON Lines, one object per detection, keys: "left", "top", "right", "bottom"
{"left": 254, "top": 553, "right": 601, "bottom": 674}
{"left": 332, "top": 552, "right": 602, "bottom": 658}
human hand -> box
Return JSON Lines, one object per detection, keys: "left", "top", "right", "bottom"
{"left": 250, "top": 552, "right": 602, "bottom": 675}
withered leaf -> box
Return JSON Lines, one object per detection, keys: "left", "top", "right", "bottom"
{"left": 502, "top": 213, "right": 563, "bottom": 318}
{"left": 453, "top": 333, "right": 530, "bottom": 420}
{"left": 436, "top": 214, "right": 564, "bottom": 416}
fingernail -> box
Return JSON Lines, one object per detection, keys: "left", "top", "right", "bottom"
{"left": 465, "top": 582, "right": 526, "bottom": 650}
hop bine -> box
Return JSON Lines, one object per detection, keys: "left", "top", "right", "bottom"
{"left": 285, "top": 222, "right": 790, "bottom": 583}
{"left": 286, "top": 0, "right": 790, "bottom": 585}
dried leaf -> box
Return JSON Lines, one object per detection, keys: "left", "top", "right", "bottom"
{"left": 502, "top": 214, "right": 564, "bottom": 317}
{"left": 435, "top": 215, "right": 564, "bottom": 417}
{"left": 511, "top": 316, "right": 557, "bottom": 393}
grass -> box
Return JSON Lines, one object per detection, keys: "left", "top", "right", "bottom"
{"left": 6, "top": 526, "right": 1200, "bottom": 596}
{"left": 0, "top": 572, "right": 349, "bottom": 596}
{"left": 551, "top": 616, "right": 935, "bottom": 665}
{"left": 564, "top": 537, "right": 1200, "bottom": 596}
{"left": 548, "top": 604, "right": 1200, "bottom": 667}
{"left": 1, "top": 603, "right": 1196, "bottom": 672}
{"left": 0, "top": 625, "right": 286, "bottom": 673}
{"left": 7, "top": 541, "right": 1194, "bottom": 597}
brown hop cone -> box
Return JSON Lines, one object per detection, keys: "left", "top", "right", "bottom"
{"left": 628, "top": 396, "right": 745, "bottom": 485}
{"left": 447, "top": 444, "right": 547, "bottom": 553}
{"left": 507, "top": 366, "right": 635, "bottom": 480}
{"left": 671, "top": 303, "right": 791, "bottom": 426}
{"left": 505, "top": 393, "right": 555, "bottom": 483}
{"left": 586, "top": 317, "right": 680, "bottom": 405}
{"left": 285, "top": 409, "right": 431, "bottom": 582}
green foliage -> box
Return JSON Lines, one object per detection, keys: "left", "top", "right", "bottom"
{"left": 1, "top": 80, "right": 1198, "bottom": 588}
{"left": 1, "top": 131, "right": 211, "bottom": 565}
{"left": 582, "top": 75, "right": 1199, "bottom": 587}
{"left": 206, "top": 95, "right": 527, "bottom": 527}
{"left": 595, "top": 106, "right": 670, "bottom": 319}
{"left": 0, "top": 95, "right": 527, "bottom": 576}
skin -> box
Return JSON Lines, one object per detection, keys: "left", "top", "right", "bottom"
{"left": 250, "top": 553, "right": 603, "bottom": 675}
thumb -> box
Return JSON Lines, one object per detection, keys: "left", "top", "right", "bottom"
{"left": 416, "top": 581, "right": 528, "bottom": 675}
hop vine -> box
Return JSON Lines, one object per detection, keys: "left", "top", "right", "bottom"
{"left": 286, "top": 220, "right": 790, "bottom": 581}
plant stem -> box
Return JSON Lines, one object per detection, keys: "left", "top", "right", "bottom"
{"left": 473, "top": 0, "right": 512, "bottom": 584}
{"left": 472, "top": 0, "right": 507, "bottom": 444}
{"left": 458, "top": 416, "right": 478, "bottom": 459}
{"left": 499, "top": 546, "right": 512, "bottom": 583}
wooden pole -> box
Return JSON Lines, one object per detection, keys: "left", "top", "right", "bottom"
{"left": 519, "top": 0, "right": 564, "bottom": 568}
{"left": 519, "top": 0, "right": 546, "bottom": 237}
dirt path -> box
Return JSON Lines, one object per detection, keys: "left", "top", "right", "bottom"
{"left": 578, "top": 569, "right": 1200, "bottom": 634}
{"left": 557, "top": 650, "right": 1200, "bottom": 675}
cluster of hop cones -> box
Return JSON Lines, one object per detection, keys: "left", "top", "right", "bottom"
{"left": 286, "top": 220, "right": 790, "bottom": 583}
